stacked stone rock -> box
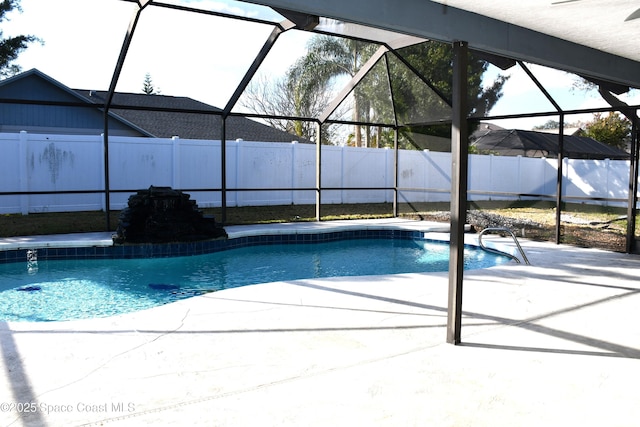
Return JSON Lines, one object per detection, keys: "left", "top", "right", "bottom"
{"left": 114, "top": 186, "right": 227, "bottom": 243}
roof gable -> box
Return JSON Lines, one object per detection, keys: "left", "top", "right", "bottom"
{"left": 0, "top": 69, "right": 151, "bottom": 136}
{"left": 0, "top": 69, "right": 91, "bottom": 103}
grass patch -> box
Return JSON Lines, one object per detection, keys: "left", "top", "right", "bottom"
{"left": 0, "top": 204, "right": 397, "bottom": 237}
{"left": 0, "top": 211, "right": 120, "bottom": 237}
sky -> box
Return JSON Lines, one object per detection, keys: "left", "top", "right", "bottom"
{"left": 2, "top": 0, "right": 312, "bottom": 109}
{"left": 483, "top": 63, "right": 640, "bottom": 130}
{"left": 3, "top": 0, "right": 640, "bottom": 131}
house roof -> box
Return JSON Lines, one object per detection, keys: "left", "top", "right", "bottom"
{"left": 471, "top": 129, "right": 629, "bottom": 160}
{"left": 74, "top": 90, "right": 307, "bottom": 142}
{"left": 0, "top": 69, "right": 306, "bottom": 142}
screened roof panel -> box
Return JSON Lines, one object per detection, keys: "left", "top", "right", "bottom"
{"left": 484, "top": 62, "right": 562, "bottom": 121}
{"left": 147, "top": 0, "right": 286, "bottom": 23}
{"left": 523, "top": 63, "right": 619, "bottom": 113}
{"left": 116, "top": 2, "right": 276, "bottom": 107}
{"left": 97, "top": 0, "right": 640, "bottom": 137}
{"left": 231, "top": 29, "right": 316, "bottom": 116}
{"left": 143, "top": 1, "right": 430, "bottom": 47}
{"left": 387, "top": 53, "right": 451, "bottom": 126}
{"left": 326, "top": 57, "right": 396, "bottom": 125}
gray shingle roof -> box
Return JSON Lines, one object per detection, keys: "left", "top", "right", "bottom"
{"left": 74, "top": 90, "right": 306, "bottom": 142}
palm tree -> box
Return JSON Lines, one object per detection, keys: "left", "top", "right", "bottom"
{"left": 288, "top": 35, "right": 379, "bottom": 147}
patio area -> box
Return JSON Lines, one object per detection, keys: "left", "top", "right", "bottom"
{"left": 1, "top": 220, "right": 639, "bottom": 426}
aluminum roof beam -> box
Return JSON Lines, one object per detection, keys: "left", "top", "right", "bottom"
{"left": 103, "top": 0, "right": 153, "bottom": 230}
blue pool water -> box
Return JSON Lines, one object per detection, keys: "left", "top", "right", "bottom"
{"left": 0, "top": 238, "right": 510, "bottom": 322}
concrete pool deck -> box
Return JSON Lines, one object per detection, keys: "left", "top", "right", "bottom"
{"left": 1, "top": 219, "right": 639, "bottom": 426}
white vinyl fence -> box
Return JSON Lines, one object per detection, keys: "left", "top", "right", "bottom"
{"left": 0, "top": 131, "right": 632, "bottom": 214}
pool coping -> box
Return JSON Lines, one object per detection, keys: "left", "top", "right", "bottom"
{"left": 0, "top": 218, "right": 452, "bottom": 250}
{"left": 1, "top": 219, "right": 505, "bottom": 264}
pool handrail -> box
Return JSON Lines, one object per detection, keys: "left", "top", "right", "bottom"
{"left": 478, "top": 227, "right": 531, "bottom": 265}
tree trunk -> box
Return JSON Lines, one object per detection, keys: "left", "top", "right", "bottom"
{"left": 365, "top": 125, "right": 371, "bottom": 148}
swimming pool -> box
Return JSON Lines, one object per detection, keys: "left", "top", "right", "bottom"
{"left": 0, "top": 233, "right": 511, "bottom": 322}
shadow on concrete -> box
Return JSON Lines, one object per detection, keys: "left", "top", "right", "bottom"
{"left": 288, "top": 280, "right": 640, "bottom": 359}
{"left": 459, "top": 342, "right": 634, "bottom": 358}
{"left": 0, "top": 322, "right": 47, "bottom": 426}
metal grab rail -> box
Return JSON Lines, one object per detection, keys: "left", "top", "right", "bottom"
{"left": 478, "top": 227, "right": 531, "bottom": 265}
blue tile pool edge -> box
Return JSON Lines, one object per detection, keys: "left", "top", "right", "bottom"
{"left": 0, "top": 229, "right": 470, "bottom": 264}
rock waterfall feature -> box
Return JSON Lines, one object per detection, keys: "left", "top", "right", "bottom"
{"left": 113, "top": 186, "right": 227, "bottom": 244}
